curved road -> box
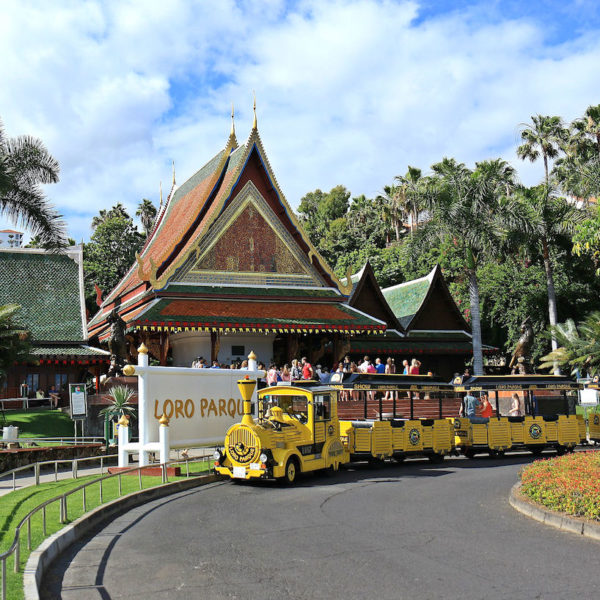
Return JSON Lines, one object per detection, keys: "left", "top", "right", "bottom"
{"left": 42, "top": 455, "right": 599, "bottom": 600}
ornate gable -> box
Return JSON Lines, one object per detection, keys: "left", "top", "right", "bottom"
{"left": 171, "top": 182, "right": 324, "bottom": 288}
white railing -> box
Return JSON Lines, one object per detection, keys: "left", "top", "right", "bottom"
{"left": 0, "top": 454, "right": 118, "bottom": 493}
{"left": 0, "top": 455, "right": 212, "bottom": 600}
{"left": 5, "top": 436, "right": 106, "bottom": 446}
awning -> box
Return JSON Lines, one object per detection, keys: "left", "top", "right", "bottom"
{"left": 127, "top": 298, "right": 387, "bottom": 335}
{"left": 30, "top": 344, "right": 111, "bottom": 364}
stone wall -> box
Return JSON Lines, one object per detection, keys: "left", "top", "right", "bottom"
{"left": 0, "top": 444, "right": 106, "bottom": 472}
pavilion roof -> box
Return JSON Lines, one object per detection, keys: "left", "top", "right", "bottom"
{"left": 0, "top": 248, "right": 87, "bottom": 343}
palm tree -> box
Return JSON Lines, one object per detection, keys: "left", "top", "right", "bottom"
{"left": 0, "top": 118, "right": 66, "bottom": 248}
{"left": 517, "top": 114, "right": 566, "bottom": 186}
{"left": 539, "top": 313, "right": 600, "bottom": 377}
{"left": 136, "top": 198, "right": 157, "bottom": 236}
{"left": 377, "top": 184, "right": 405, "bottom": 243}
{"left": 422, "top": 158, "right": 519, "bottom": 374}
{"left": 395, "top": 166, "right": 426, "bottom": 233}
{"left": 91, "top": 203, "right": 130, "bottom": 231}
{"left": 512, "top": 185, "right": 586, "bottom": 357}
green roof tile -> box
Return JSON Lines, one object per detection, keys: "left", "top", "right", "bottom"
{"left": 31, "top": 344, "right": 111, "bottom": 357}
{"left": 382, "top": 274, "right": 432, "bottom": 329}
{"left": 0, "top": 250, "right": 84, "bottom": 342}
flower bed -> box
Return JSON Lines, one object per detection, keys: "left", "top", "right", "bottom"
{"left": 520, "top": 451, "right": 600, "bottom": 520}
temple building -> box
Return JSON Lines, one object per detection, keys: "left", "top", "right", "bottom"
{"left": 0, "top": 246, "right": 110, "bottom": 400}
{"left": 87, "top": 109, "right": 487, "bottom": 378}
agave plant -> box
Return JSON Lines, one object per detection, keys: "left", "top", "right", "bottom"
{"left": 99, "top": 385, "right": 136, "bottom": 421}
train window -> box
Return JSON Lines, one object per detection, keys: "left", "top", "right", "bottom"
{"left": 265, "top": 395, "right": 308, "bottom": 418}
{"left": 314, "top": 394, "right": 331, "bottom": 420}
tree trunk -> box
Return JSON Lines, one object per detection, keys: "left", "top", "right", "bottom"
{"left": 542, "top": 238, "right": 560, "bottom": 373}
{"left": 468, "top": 269, "right": 484, "bottom": 375}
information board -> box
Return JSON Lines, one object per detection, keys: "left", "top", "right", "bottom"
{"left": 69, "top": 383, "right": 87, "bottom": 418}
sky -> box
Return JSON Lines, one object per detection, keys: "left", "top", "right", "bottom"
{"left": 1, "top": 0, "right": 600, "bottom": 243}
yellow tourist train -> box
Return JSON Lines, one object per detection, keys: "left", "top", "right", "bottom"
{"left": 213, "top": 373, "right": 587, "bottom": 484}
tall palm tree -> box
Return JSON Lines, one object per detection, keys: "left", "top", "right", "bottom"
{"left": 91, "top": 203, "right": 130, "bottom": 231}
{"left": 377, "top": 184, "right": 406, "bottom": 243}
{"left": 395, "top": 166, "right": 425, "bottom": 233}
{"left": 512, "top": 184, "right": 586, "bottom": 357}
{"left": 516, "top": 114, "right": 566, "bottom": 186}
{"left": 136, "top": 198, "right": 157, "bottom": 236}
{"left": 0, "top": 119, "right": 65, "bottom": 248}
{"left": 423, "top": 158, "right": 519, "bottom": 374}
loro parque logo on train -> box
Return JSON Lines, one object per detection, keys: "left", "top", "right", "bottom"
{"left": 153, "top": 397, "right": 245, "bottom": 420}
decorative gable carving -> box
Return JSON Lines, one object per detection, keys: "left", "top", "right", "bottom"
{"left": 172, "top": 182, "right": 325, "bottom": 288}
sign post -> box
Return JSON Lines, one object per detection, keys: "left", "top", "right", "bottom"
{"left": 69, "top": 383, "right": 87, "bottom": 440}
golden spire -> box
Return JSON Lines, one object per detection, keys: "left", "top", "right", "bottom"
{"left": 252, "top": 91, "right": 257, "bottom": 130}
{"left": 172, "top": 160, "right": 176, "bottom": 186}
{"left": 159, "top": 180, "right": 163, "bottom": 206}
{"left": 231, "top": 102, "right": 235, "bottom": 136}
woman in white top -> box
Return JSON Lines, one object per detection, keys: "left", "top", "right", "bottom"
{"left": 509, "top": 393, "right": 522, "bottom": 416}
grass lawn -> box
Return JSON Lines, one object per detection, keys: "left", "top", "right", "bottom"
{"left": 520, "top": 451, "right": 600, "bottom": 521}
{"left": 0, "top": 459, "right": 212, "bottom": 599}
{"left": 1, "top": 410, "right": 76, "bottom": 438}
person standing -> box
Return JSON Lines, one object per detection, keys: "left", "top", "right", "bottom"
{"left": 290, "top": 359, "right": 302, "bottom": 381}
{"left": 402, "top": 359, "right": 409, "bottom": 375}
{"left": 480, "top": 392, "right": 493, "bottom": 418}
{"left": 409, "top": 358, "right": 421, "bottom": 375}
{"left": 342, "top": 355, "right": 352, "bottom": 372}
{"left": 301, "top": 357, "right": 314, "bottom": 380}
{"left": 266, "top": 364, "right": 279, "bottom": 386}
{"left": 464, "top": 392, "right": 481, "bottom": 419}
{"left": 509, "top": 393, "right": 522, "bottom": 416}
{"left": 375, "top": 357, "right": 386, "bottom": 374}
{"left": 280, "top": 364, "right": 292, "bottom": 383}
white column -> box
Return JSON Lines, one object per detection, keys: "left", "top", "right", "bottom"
{"left": 159, "top": 414, "right": 170, "bottom": 464}
{"left": 248, "top": 350, "right": 257, "bottom": 371}
{"left": 137, "top": 344, "right": 150, "bottom": 466}
{"left": 117, "top": 416, "right": 129, "bottom": 468}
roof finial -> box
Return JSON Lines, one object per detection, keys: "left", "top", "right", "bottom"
{"left": 159, "top": 180, "right": 163, "bottom": 207}
{"left": 231, "top": 102, "right": 235, "bottom": 136}
{"left": 252, "top": 91, "right": 257, "bottom": 130}
{"left": 172, "top": 160, "right": 176, "bottom": 186}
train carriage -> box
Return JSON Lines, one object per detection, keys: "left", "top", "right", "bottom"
{"left": 331, "top": 373, "right": 459, "bottom": 463}
{"left": 453, "top": 375, "right": 584, "bottom": 457}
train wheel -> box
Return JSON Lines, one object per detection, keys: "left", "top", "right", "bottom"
{"left": 464, "top": 448, "right": 476, "bottom": 459}
{"left": 283, "top": 457, "right": 299, "bottom": 485}
{"left": 556, "top": 445, "right": 567, "bottom": 456}
{"left": 528, "top": 446, "right": 544, "bottom": 456}
{"left": 566, "top": 446, "right": 575, "bottom": 453}
{"left": 428, "top": 453, "right": 445, "bottom": 464}
{"left": 488, "top": 449, "right": 505, "bottom": 458}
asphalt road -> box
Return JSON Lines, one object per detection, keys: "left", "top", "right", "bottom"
{"left": 41, "top": 454, "right": 600, "bottom": 600}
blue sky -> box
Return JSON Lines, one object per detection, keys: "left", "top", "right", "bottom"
{"left": 1, "top": 0, "right": 600, "bottom": 243}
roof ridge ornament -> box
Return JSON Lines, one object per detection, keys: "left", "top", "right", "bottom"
{"left": 231, "top": 102, "right": 235, "bottom": 137}
{"left": 252, "top": 91, "right": 257, "bottom": 130}
{"left": 172, "top": 160, "right": 176, "bottom": 186}
{"left": 159, "top": 180, "right": 163, "bottom": 207}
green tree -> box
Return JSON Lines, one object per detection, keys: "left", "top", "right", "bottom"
{"left": 377, "top": 184, "right": 406, "bottom": 243}
{"left": 0, "top": 304, "right": 31, "bottom": 382}
{"left": 394, "top": 166, "right": 426, "bottom": 234}
{"left": 84, "top": 208, "right": 144, "bottom": 311}
{"left": 539, "top": 313, "right": 600, "bottom": 376}
{"left": 91, "top": 203, "right": 130, "bottom": 231}
{"left": 26, "top": 234, "right": 76, "bottom": 248}
{"left": 417, "top": 157, "right": 519, "bottom": 374}
{"left": 136, "top": 198, "right": 157, "bottom": 236}
{"left": 0, "top": 118, "right": 66, "bottom": 248}
{"left": 511, "top": 185, "right": 586, "bottom": 355}
{"left": 517, "top": 114, "right": 566, "bottom": 186}
{"left": 99, "top": 385, "right": 137, "bottom": 421}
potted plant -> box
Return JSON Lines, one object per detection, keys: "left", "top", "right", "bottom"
{"left": 100, "top": 385, "right": 136, "bottom": 444}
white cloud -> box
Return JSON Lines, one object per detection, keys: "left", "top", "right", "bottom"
{"left": 1, "top": 0, "right": 600, "bottom": 241}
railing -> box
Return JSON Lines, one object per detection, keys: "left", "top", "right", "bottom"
{"left": 0, "top": 455, "right": 212, "bottom": 599}
{"left": 0, "top": 453, "right": 118, "bottom": 493}
{"left": 3, "top": 436, "right": 106, "bottom": 446}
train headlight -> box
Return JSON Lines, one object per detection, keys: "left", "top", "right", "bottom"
{"left": 260, "top": 453, "right": 268, "bottom": 464}
{"left": 213, "top": 450, "right": 221, "bottom": 461}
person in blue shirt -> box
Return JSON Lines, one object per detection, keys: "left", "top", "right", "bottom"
{"left": 375, "top": 357, "right": 386, "bottom": 374}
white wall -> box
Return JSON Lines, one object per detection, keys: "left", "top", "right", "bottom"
{"left": 170, "top": 331, "right": 276, "bottom": 367}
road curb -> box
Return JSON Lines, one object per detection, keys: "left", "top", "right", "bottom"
{"left": 23, "top": 473, "right": 221, "bottom": 600}
{"left": 509, "top": 482, "right": 599, "bottom": 540}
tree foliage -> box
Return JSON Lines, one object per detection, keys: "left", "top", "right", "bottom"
{"left": 0, "top": 304, "right": 31, "bottom": 381}
{"left": 0, "top": 118, "right": 66, "bottom": 248}
{"left": 84, "top": 206, "right": 144, "bottom": 312}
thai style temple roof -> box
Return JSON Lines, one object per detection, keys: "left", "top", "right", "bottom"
{"left": 0, "top": 247, "right": 110, "bottom": 363}
{"left": 88, "top": 117, "right": 378, "bottom": 340}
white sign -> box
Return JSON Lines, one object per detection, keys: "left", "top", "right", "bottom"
{"left": 69, "top": 384, "right": 87, "bottom": 417}
{"left": 118, "top": 350, "right": 264, "bottom": 467}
